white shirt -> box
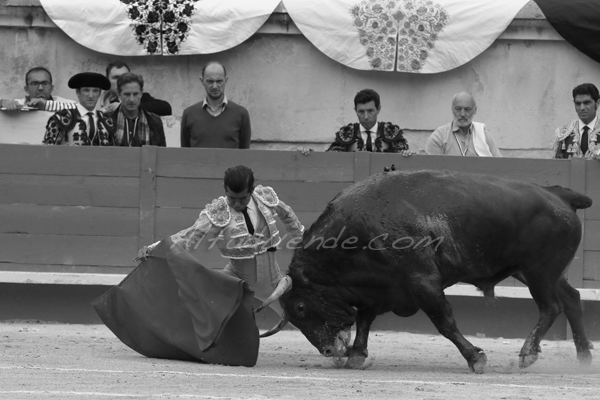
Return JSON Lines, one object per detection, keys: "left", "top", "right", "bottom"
{"left": 245, "top": 197, "right": 259, "bottom": 230}
{"left": 359, "top": 121, "right": 390, "bottom": 151}
{"left": 579, "top": 116, "right": 597, "bottom": 147}
{"left": 77, "top": 104, "right": 97, "bottom": 129}
{"left": 202, "top": 95, "right": 228, "bottom": 117}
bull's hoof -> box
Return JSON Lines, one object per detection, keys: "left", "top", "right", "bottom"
{"left": 468, "top": 352, "right": 487, "bottom": 374}
{"left": 519, "top": 353, "right": 538, "bottom": 369}
{"left": 344, "top": 355, "right": 366, "bottom": 369}
{"left": 577, "top": 350, "right": 593, "bottom": 365}
{"left": 587, "top": 341, "right": 595, "bottom": 350}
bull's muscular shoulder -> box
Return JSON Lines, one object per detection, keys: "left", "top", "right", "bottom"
{"left": 199, "top": 196, "right": 231, "bottom": 227}
{"left": 253, "top": 185, "right": 279, "bottom": 207}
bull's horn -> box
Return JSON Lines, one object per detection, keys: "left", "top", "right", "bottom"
{"left": 259, "top": 312, "right": 289, "bottom": 338}
{"left": 255, "top": 275, "right": 292, "bottom": 313}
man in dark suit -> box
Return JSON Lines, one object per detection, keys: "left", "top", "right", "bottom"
{"left": 42, "top": 72, "right": 116, "bottom": 146}
{"left": 298, "top": 89, "right": 411, "bottom": 155}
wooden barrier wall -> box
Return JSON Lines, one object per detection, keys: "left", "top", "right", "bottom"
{"left": 0, "top": 144, "right": 598, "bottom": 293}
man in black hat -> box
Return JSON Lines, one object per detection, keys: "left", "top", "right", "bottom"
{"left": 42, "top": 72, "right": 116, "bottom": 146}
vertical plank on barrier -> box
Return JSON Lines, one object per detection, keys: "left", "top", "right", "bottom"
{"left": 353, "top": 152, "right": 370, "bottom": 183}
{"left": 568, "top": 158, "right": 586, "bottom": 289}
{"left": 139, "top": 146, "right": 158, "bottom": 248}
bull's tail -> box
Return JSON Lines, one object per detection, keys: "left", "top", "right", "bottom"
{"left": 543, "top": 185, "right": 593, "bottom": 210}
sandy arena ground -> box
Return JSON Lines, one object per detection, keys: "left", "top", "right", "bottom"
{"left": 0, "top": 321, "right": 599, "bottom": 399}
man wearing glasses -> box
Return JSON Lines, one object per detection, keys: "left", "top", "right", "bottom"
{"left": 0, "top": 67, "right": 75, "bottom": 111}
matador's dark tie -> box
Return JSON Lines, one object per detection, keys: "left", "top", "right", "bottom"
{"left": 581, "top": 126, "right": 590, "bottom": 155}
{"left": 366, "top": 130, "right": 373, "bottom": 152}
{"left": 242, "top": 208, "right": 255, "bottom": 235}
{"left": 87, "top": 112, "right": 96, "bottom": 138}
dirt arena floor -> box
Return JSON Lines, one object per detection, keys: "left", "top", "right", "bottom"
{"left": 0, "top": 321, "right": 599, "bottom": 399}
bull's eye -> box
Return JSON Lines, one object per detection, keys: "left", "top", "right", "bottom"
{"left": 295, "top": 302, "right": 306, "bottom": 318}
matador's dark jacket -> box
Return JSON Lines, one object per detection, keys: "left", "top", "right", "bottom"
{"left": 42, "top": 107, "right": 116, "bottom": 146}
{"left": 326, "top": 122, "right": 409, "bottom": 152}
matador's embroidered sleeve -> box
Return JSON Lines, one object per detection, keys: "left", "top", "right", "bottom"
{"left": 326, "top": 140, "right": 348, "bottom": 152}
{"left": 148, "top": 198, "right": 229, "bottom": 251}
{"left": 42, "top": 109, "right": 73, "bottom": 145}
{"left": 166, "top": 197, "right": 231, "bottom": 251}
{"left": 275, "top": 199, "right": 305, "bottom": 239}
{"left": 168, "top": 213, "right": 222, "bottom": 251}
{"left": 42, "top": 116, "right": 62, "bottom": 145}
{"left": 326, "top": 123, "right": 354, "bottom": 152}
{"left": 380, "top": 122, "right": 409, "bottom": 153}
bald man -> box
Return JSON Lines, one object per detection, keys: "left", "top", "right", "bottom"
{"left": 180, "top": 61, "right": 251, "bottom": 148}
{"left": 426, "top": 92, "right": 501, "bottom": 157}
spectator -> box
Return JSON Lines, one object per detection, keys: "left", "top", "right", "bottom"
{"left": 553, "top": 83, "right": 600, "bottom": 159}
{"left": 426, "top": 91, "right": 502, "bottom": 157}
{"left": 299, "top": 89, "right": 410, "bottom": 155}
{"left": 42, "top": 72, "right": 116, "bottom": 146}
{"left": 106, "top": 73, "right": 166, "bottom": 147}
{"left": 180, "top": 61, "right": 251, "bottom": 149}
{"left": 0, "top": 67, "right": 75, "bottom": 111}
{"left": 99, "top": 61, "right": 172, "bottom": 116}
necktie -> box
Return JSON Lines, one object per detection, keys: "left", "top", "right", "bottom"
{"left": 581, "top": 126, "right": 590, "bottom": 155}
{"left": 241, "top": 208, "right": 255, "bottom": 235}
{"left": 365, "top": 130, "right": 373, "bottom": 152}
{"left": 87, "top": 112, "right": 96, "bottom": 138}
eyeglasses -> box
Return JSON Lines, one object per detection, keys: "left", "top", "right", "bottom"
{"left": 28, "top": 81, "right": 52, "bottom": 88}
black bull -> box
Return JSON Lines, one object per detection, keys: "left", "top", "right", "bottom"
{"left": 257, "top": 170, "right": 594, "bottom": 373}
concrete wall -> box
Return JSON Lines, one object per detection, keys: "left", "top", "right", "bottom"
{"left": 1, "top": 2, "right": 600, "bottom": 156}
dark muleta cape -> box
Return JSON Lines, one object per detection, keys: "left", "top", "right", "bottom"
{"left": 92, "top": 238, "right": 259, "bottom": 367}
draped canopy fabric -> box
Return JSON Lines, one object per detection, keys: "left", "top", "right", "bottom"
{"left": 39, "top": 0, "right": 281, "bottom": 56}
{"left": 283, "top": 0, "right": 529, "bottom": 73}
{"left": 534, "top": 0, "right": 600, "bottom": 65}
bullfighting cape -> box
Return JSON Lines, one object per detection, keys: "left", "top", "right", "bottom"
{"left": 92, "top": 237, "right": 259, "bottom": 367}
